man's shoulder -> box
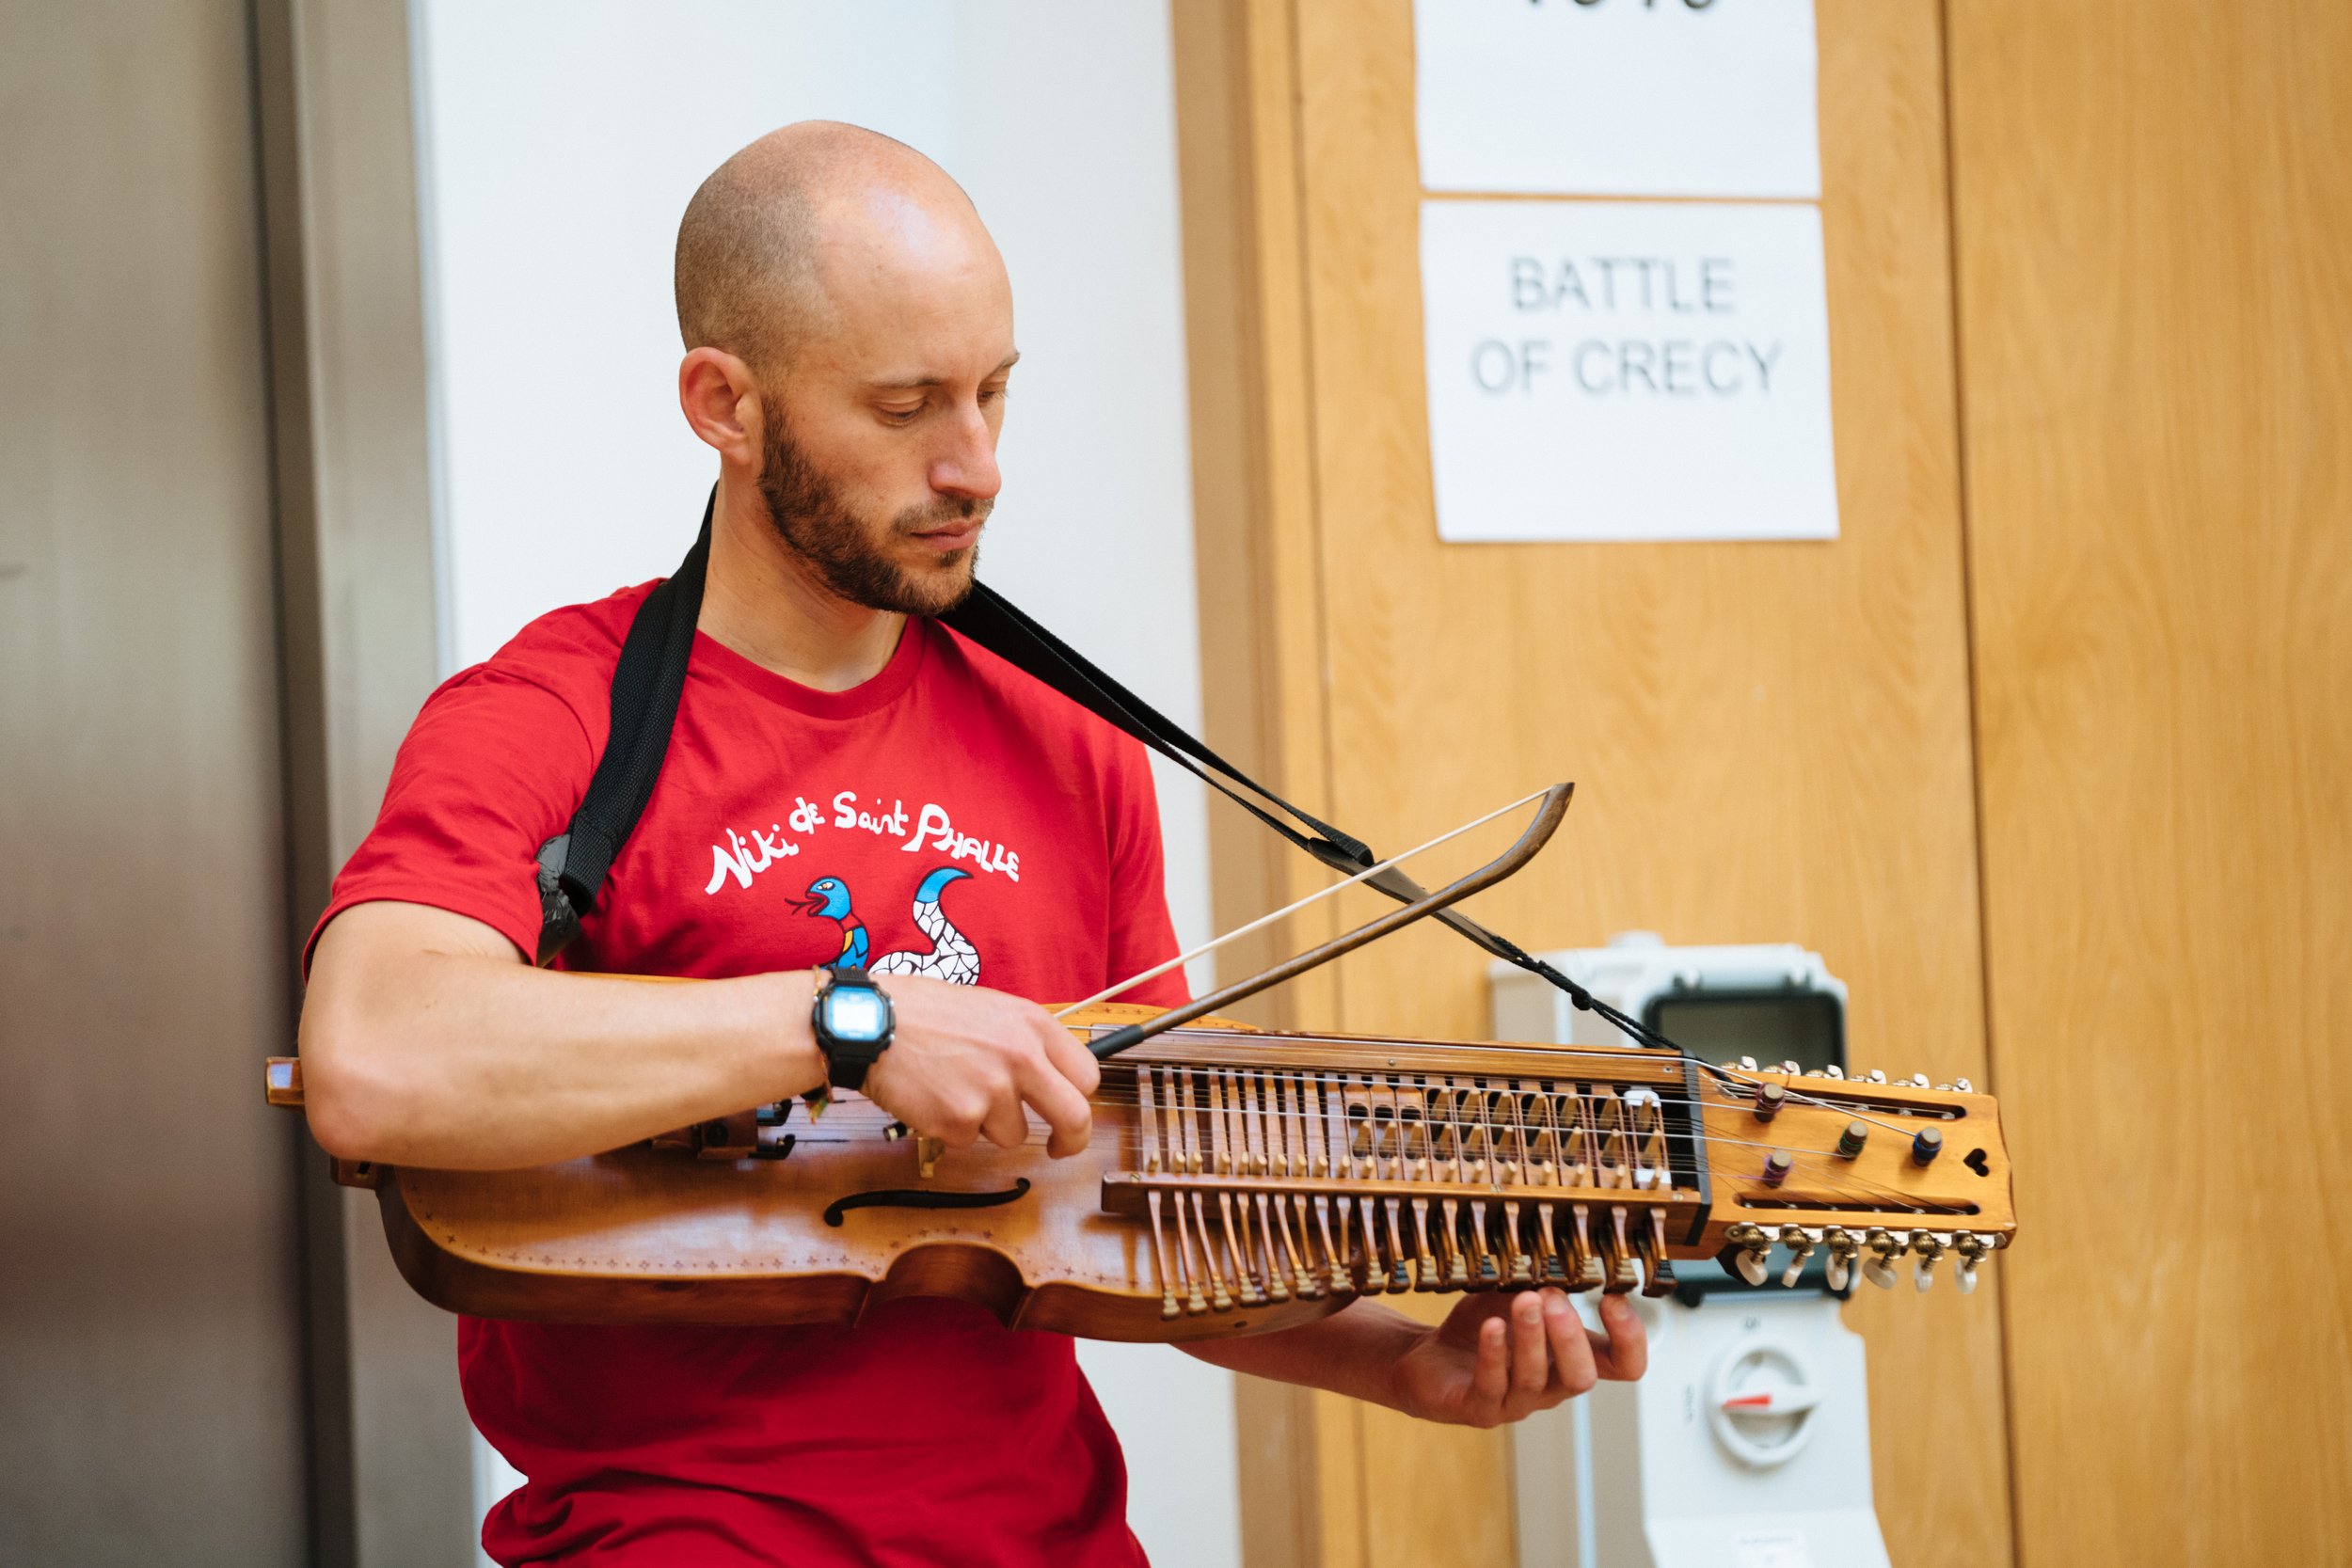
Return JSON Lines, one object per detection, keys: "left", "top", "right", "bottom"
{"left": 488, "top": 581, "right": 658, "bottom": 676}
{"left": 925, "top": 618, "right": 1142, "bottom": 769}
{"left": 438, "top": 581, "right": 658, "bottom": 709}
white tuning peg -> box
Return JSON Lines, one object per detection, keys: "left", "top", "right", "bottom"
{"left": 1955, "top": 1077, "right": 1974, "bottom": 1094}
{"left": 1823, "top": 1065, "right": 1845, "bottom": 1081}
{"left": 1865, "top": 1069, "right": 1888, "bottom": 1085}
{"left": 1735, "top": 1248, "right": 1769, "bottom": 1286}
{"left": 1910, "top": 1072, "right": 1931, "bottom": 1087}
{"left": 1861, "top": 1227, "right": 1902, "bottom": 1290}
{"left": 1953, "top": 1231, "right": 1990, "bottom": 1295}
{"left": 1821, "top": 1227, "right": 1855, "bottom": 1291}
{"left": 1778, "top": 1227, "right": 1818, "bottom": 1288}
{"left": 1739, "top": 1055, "right": 1758, "bottom": 1071}
{"left": 1911, "top": 1231, "right": 1947, "bottom": 1292}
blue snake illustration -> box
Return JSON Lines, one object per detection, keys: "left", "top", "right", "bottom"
{"left": 793, "top": 867, "right": 979, "bottom": 985}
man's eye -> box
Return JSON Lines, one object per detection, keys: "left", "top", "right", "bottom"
{"left": 880, "top": 405, "right": 922, "bottom": 423}
{"left": 979, "top": 384, "right": 1009, "bottom": 405}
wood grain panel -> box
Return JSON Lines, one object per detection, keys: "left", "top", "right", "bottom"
{"left": 1947, "top": 3, "right": 2352, "bottom": 1563}
{"left": 1198, "top": 1, "right": 2010, "bottom": 1563}
{"left": 1172, "top": 0, "right": 1344, "bottom": 1037}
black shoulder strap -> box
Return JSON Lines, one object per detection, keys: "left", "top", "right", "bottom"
{"left": 532, "top": 494, "right": 712, "bottom": 965}
{"left": 532, "top": 496, "right": 1674, "bottom": 1049}
{"left": 933, "top": 583, "right": 1627, "bottom": 1025}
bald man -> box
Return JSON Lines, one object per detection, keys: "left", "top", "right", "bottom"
{"left": 300, "top": 122, "right": 1642, "bottom": 1567}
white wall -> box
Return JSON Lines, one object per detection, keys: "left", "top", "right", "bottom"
{"left": 409, "top": 4, "right": 1236, "bottom": 1565}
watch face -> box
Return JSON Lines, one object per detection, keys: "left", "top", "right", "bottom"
{"left": 821, "top": 985, "right": 888, "bottom": 1043}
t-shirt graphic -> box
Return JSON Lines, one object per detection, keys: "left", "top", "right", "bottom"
{"left": 312, "top": 584, "right": 1185, "bottom": 1568}
{"left": 792, "top": 865, "right": 981, "bottom": 981}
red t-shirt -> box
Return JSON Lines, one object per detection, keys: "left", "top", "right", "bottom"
{"left": 312, "top": 583, "right": 1187, "bottom": 1567}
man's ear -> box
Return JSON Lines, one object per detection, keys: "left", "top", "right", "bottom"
{"left": 678, "top": 346, "right": 763, "bottom": 464}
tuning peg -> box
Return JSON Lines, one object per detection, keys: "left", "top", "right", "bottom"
{"left": 1822, "top": 1064, "right": 1845, "bottom": 1080}
{"left": 1779, "top": 1060, "right": 1802, "bottom": 1077}
{"left": 1909, "top": 1072, "right": 1931, "bottom": 1087}
{"left": 1953, "top": 1231, "right": 1990, "bottom": 1294}
{"left": 1911, "top": 1230, "right": 1947, "bottom": 1292}
{"left": 1724, "top": 1222, "right": 1772, "bottom": 1286}
{"left": 1739, "top": 1055, "right": 1758, "bottom": 1071}
{"left": 1864, "top": 1069, "right": 1888, "bottom": 1085}
{"left": 1822, "top": 1227, "right": 1856, "bottom": 1291}
{"left": 1955, "top": 1077, "right": 1974, "bottom": 1094}
{"left": 1777, "top": 1225, "right": 1817, "bottom": 1287}
{"left": 1935, "top": 1082, "right": 1953, "bottom": 1093}
{"left": 1861, "top": 1227, "right": 1902, "bottom": 1290}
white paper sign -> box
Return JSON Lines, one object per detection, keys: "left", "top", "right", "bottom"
{"left": 1415, "top": 0, "right": 1820, "bottom": 199}
{"left": 1421, "top": 199, "right": 1837, "bottom": 543}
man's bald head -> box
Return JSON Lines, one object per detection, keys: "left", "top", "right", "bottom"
{"left": 675, "top": 121, "right": 994, "bottom": 374}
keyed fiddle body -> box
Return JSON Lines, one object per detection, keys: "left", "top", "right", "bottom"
{"left": 265, "top": 1005, "right": 2014, "bottom": 1337}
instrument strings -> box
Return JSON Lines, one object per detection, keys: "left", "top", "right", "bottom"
{"left": 1064, "top": 1025, "right": 1943, "bottom": 1143}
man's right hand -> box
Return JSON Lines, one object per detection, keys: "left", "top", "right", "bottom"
{"left": 857, "top": 977, "right": 1102, "bottom": 1158}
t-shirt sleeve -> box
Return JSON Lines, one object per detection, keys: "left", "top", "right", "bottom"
{"left": 1104, "top": 738, "right": 1190, "bottom": 1007}
{"left": 305, "top": 665, "right": 596, "bottom": 973}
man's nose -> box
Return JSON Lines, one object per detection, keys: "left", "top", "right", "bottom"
{"left": 929, "top": 404, "right": 1001, "bottom": 502}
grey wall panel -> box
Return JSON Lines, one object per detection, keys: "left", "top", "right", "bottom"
{"left": 0, "top": 2, "right": 307, "bottom": 1563}
{"left": 250, "top": 0, "right": 471, "bottom": 1561}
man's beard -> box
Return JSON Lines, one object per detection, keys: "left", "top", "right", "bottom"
{"left": 756, "top": 418, "right": 986, "bottom": 617}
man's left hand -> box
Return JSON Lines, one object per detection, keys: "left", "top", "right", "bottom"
{"left": 1387, "top": 1289, "right": 1647, "bottom": 1428}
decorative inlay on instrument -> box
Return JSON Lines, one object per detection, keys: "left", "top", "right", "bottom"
{"left": 262, "top": 1006, "right": 2012, "bottom": 1338}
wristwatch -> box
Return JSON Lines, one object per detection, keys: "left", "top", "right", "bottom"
{"left": 810, "top": 965, "right": 895, "bottom": 1092}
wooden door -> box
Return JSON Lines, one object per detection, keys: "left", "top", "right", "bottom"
{"left": 1174, "top": 3, "right": 2010, "bottom": 1565}
{"left": 1949, "top": 3, "right": 2352, "bottom": 1562}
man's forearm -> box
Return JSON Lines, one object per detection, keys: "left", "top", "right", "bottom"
{"left": 1177, "top": 1301, "right": 1424, "bottom": 1410}
{"left": 301, "top": 901, "right": 821, "bottom": 1169}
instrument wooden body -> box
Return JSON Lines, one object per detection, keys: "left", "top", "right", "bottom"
{"left": 267, "top": 1005, "right": 2014, "bottom": 1339}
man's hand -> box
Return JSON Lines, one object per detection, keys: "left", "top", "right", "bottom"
{"left": 1181, "top": 1287, "right": 1647, "bottom": 1426}
{"left": 859, "top": 977, "right": 1102, "bottom": 1157}
{"left": 1388, "top": 1289, "right": 1646, "bottom": 1428}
